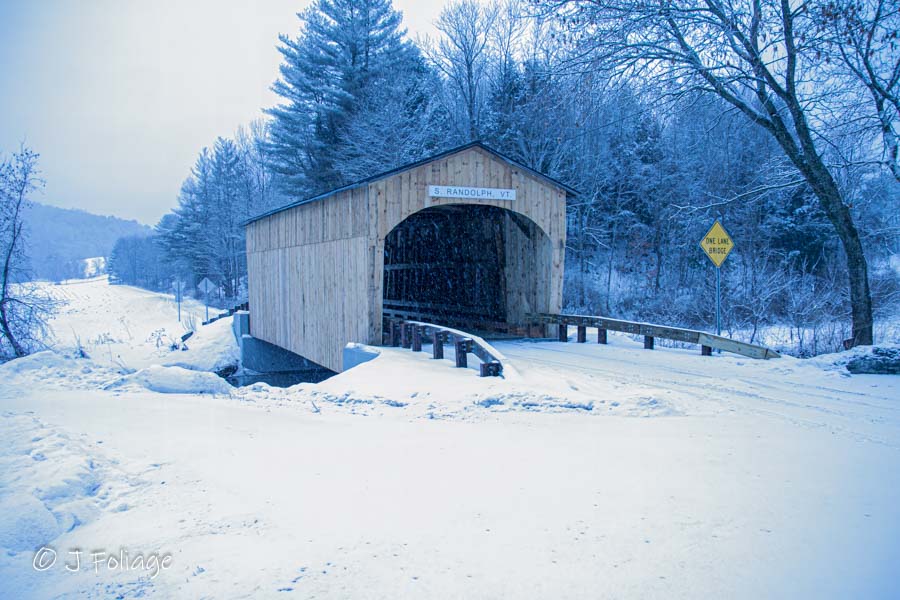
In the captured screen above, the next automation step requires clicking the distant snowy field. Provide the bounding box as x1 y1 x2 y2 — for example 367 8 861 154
1 278 898 599
39 276 238 373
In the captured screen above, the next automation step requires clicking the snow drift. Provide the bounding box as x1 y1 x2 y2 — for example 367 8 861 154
105 365 233 395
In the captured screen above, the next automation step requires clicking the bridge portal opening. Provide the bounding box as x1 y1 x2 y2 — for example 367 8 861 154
382 204 551 335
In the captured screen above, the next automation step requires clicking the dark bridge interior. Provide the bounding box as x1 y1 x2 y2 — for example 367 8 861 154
382 205 510 331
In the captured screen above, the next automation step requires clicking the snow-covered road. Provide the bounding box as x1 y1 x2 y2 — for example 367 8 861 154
496 337 900 448
0 278 898 599
3 381 899 599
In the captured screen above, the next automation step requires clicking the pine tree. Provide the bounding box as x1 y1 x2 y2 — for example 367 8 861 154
157 136 268 302
265 0 410 197
334 51 451 182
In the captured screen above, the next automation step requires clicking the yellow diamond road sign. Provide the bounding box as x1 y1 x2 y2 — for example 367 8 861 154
699 220 734 267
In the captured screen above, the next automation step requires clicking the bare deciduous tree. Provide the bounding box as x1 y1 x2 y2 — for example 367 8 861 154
0 146 54 358
426 0 501 140
819 0 900 182
538 0 876 346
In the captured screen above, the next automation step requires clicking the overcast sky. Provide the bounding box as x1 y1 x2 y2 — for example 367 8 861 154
0 0 448 225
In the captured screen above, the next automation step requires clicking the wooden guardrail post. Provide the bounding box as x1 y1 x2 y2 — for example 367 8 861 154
558 322 568 342
390 320 505 376
576 325 586 343
390 321 401 347
701 345 712 356
480 361 502 377
644 336 654 350
455 338 471 368
597 328 607 344
432 331 444 359
411 326 423 352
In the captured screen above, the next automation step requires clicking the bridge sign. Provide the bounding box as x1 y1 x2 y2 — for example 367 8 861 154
699 220 734 267
197 277 216 295
699 220 734 336
428 185 516 201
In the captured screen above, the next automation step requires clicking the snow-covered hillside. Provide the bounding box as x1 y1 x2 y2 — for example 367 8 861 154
22 202 151 282
1 279 898 599
42 276 238 373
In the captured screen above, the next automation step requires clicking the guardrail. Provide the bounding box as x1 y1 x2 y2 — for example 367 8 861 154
201 301 249 326
530 313 780 360
383 316 504 377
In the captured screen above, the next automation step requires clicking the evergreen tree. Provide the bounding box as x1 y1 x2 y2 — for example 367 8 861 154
265 0 411 196
107 235 166 290
157 139 258 301
334 51 452 182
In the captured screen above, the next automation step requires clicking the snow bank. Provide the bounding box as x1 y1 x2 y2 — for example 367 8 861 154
162 317 239 373
0 350 125 392
806 343 900 373
300 339 694 418
302 343 635 418
0 350 76 376
0 414 106 554
0 495 60 553
106 365 233 395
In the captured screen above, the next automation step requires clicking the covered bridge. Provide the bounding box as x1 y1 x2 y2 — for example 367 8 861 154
244 142 572 373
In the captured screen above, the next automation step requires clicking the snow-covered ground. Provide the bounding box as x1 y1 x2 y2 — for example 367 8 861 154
1 278 899 598
81 257 106 278
41 276 238 372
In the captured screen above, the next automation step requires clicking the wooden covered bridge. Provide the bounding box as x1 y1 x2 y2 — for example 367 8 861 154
244 142 572 373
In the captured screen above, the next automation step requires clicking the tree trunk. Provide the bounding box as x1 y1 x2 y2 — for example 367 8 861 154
0 301 25 357
813 183 874 346
578 207 587 307
0 206 26 357
605 217 618 315
759 90 875 347
755 153 875 346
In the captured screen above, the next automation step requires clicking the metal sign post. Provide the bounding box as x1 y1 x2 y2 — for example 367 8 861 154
172 279 187 323
716 265 721 336
699 220 734 337
197 277 215 322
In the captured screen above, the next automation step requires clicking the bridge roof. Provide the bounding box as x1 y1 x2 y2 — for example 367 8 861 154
243 141 578 226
